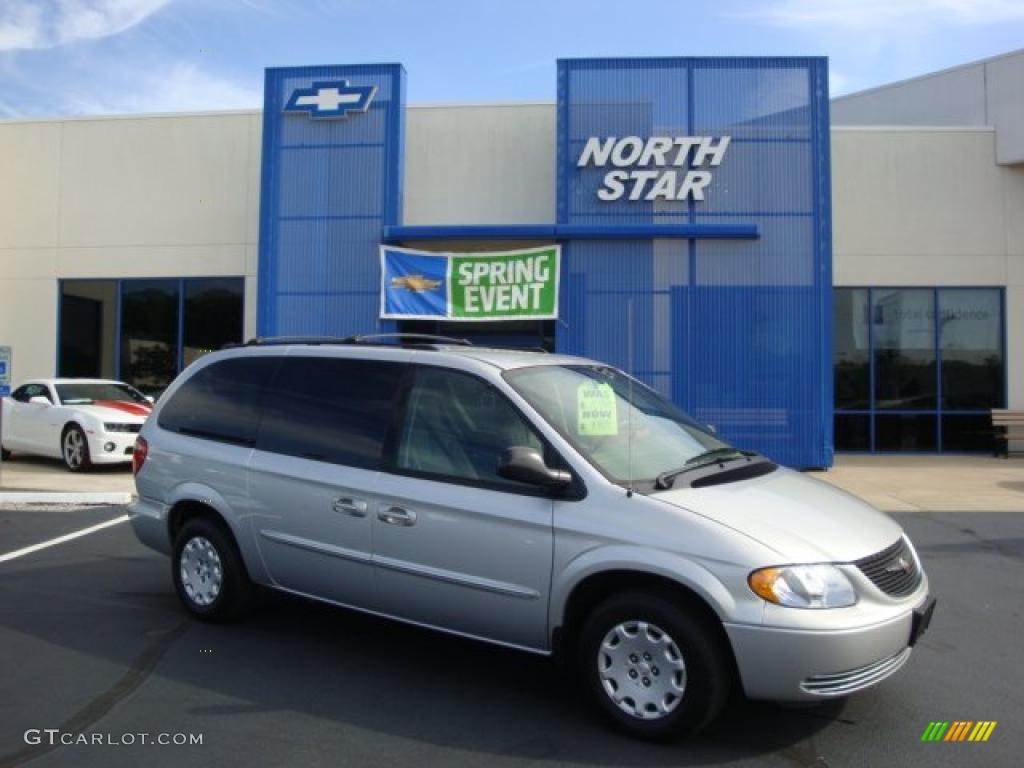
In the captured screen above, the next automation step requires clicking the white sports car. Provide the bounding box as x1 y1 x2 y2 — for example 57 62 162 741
1 379 153 472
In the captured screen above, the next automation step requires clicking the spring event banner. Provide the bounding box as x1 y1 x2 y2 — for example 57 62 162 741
379 245 560 321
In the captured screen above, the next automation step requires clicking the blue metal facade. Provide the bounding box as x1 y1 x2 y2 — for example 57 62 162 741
256 58 833 468
257 64 405 337
557 58 833 468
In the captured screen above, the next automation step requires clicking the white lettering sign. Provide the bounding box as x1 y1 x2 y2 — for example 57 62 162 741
577 135 731 202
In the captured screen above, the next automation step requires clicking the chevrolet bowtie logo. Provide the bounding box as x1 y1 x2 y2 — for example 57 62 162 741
284 80 376 119
391 275 442 293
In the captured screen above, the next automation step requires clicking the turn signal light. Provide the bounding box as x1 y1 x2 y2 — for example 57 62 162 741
132 435 148 475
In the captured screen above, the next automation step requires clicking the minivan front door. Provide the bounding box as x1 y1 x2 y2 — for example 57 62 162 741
249 355 407 610
373 366 554 651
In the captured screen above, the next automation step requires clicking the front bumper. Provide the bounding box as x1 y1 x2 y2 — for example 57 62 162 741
724 594 934 701
85 431 137 464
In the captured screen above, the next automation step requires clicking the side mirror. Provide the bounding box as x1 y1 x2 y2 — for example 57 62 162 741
29 396 50 406
497 446 571 490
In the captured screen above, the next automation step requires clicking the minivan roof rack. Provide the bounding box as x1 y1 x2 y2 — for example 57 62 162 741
241 333 473 348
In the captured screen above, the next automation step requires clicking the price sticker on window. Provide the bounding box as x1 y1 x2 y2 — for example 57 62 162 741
577 381 618 436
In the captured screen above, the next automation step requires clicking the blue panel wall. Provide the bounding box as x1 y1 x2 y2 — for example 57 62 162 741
557 58 833 468
258 64 405 337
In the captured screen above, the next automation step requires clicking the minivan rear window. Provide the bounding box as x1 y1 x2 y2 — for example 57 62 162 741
256 357 404 469
158 357 278 445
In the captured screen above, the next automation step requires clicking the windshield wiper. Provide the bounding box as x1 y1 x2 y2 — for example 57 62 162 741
654 448 752 490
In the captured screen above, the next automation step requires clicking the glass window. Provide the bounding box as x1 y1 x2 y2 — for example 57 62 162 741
59 281 117 379
257 358 404 468
55 382 148 405
834 414 870 451
158 357 278 445
397 367 545 487
184 278 245 367
13 384 52 403
505 364 728 485
875 415 937 452
120 280 180 396
941 415 993 453
833 289 870 410
939 289 1004 409
873 289 936 410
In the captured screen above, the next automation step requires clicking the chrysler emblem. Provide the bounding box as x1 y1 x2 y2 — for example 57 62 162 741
885 556 911 574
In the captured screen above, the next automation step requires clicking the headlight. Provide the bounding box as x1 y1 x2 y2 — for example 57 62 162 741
748 564 857 609
104 423 134 433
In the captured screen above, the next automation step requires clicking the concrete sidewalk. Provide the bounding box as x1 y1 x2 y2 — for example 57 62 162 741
813 454 1024 512
0 454 134 495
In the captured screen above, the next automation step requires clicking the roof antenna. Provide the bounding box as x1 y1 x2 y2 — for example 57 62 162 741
626 298 634 499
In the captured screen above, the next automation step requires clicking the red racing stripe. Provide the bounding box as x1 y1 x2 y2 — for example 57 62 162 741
92 400 152 417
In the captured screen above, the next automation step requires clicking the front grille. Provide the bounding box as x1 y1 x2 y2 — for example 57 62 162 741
801 648 912 696
854 537 922 597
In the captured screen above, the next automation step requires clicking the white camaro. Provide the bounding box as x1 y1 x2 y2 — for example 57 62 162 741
1 379 153 472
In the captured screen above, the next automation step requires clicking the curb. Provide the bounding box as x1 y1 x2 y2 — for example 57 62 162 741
0 492 133 505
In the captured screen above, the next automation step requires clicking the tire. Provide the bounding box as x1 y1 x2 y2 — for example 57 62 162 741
172 517 252 622
1 447 10 461
577 590 731 740
62 425 92 472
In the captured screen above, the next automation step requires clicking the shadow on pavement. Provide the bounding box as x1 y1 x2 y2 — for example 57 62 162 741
0 543 844 767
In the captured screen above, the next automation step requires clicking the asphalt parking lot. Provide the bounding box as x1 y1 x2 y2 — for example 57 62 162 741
0 505 1020 768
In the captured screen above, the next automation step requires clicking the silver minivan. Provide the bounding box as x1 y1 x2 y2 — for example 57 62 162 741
129 335 935 739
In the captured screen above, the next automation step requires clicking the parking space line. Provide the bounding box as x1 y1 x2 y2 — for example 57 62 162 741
0 515 130 564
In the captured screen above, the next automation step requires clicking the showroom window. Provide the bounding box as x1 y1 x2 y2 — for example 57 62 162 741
59 277 244 396
833 288 1005 452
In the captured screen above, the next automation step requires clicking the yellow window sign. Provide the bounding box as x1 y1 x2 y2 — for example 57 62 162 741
577 382 618 436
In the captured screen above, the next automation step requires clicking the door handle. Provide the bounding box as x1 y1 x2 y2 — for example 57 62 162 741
332 497 368 517
378 506 417 526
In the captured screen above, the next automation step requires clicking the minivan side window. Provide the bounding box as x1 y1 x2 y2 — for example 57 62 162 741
395 366 543 489
158 357 278 445
256 357 404 469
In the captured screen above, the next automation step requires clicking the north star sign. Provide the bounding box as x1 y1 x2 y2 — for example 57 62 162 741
577 135 731 202
284 80 376 118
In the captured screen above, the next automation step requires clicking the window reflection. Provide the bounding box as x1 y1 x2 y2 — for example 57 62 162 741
873 289 936 410
184 278 244 367
939 289 1003 409
59 281 117 379
833 289 869 410
120 280 180 396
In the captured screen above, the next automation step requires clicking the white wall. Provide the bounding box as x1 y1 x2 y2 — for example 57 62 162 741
832 127 1024 408
0 111 261 383
404 103 556 225
831 49 1024 165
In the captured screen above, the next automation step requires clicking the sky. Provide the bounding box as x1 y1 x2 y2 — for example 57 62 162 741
0 0 1022 118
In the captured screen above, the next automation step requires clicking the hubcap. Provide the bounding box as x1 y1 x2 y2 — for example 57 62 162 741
179 536 223 607
63 430 84 468
598 620 687 720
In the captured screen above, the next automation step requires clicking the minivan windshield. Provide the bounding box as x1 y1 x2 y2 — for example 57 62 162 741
504 365 735 486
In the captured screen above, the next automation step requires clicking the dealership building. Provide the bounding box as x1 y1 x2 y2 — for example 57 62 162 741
1 50 1021 467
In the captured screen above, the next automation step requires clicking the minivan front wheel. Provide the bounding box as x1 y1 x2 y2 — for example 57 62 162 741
578 591 731 739
172 518 251 621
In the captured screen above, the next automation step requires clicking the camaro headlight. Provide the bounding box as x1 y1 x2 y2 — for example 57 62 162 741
748 564 857 609
104 423 134 433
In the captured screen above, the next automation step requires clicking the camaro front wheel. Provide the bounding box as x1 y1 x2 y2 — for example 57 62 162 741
577 591 732 740
62 425 92 472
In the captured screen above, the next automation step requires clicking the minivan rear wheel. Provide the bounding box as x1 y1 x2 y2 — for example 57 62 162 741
172 518 252 622
577 591 731 739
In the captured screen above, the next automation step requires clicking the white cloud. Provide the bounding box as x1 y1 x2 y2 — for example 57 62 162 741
0 0 173 51
63 61 261 114
741 0 1024 28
